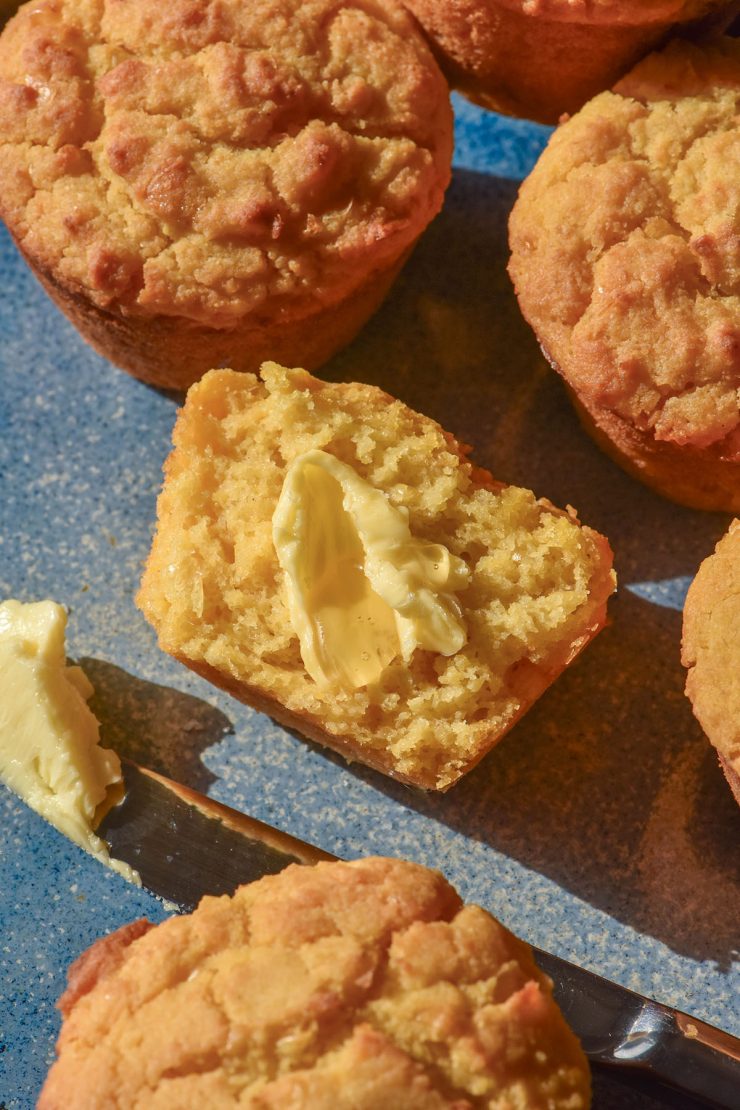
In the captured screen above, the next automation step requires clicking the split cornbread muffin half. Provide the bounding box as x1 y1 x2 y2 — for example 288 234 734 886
0 0 452 389
136 364 615 790
39 857 592 1108
509 38 740 511
682 520 740 807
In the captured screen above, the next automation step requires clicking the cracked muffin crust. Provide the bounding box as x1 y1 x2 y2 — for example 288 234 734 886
682 520 740 806
400 0 739 124
508 38 740 510
0 0 452 389
39 857 592 1108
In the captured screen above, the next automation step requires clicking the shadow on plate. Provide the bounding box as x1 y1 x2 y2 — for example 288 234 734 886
310 166 740 965
82 657 233 794
310 586 740 968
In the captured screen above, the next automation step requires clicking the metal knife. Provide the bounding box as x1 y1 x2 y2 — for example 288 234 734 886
98 761 740 1109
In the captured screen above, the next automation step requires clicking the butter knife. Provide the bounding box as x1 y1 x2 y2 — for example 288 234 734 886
98 761 740 1109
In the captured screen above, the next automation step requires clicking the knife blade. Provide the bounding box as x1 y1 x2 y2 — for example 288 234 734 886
98 760 740 1109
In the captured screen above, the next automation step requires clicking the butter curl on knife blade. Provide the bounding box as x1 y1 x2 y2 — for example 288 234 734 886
96 759 740 1109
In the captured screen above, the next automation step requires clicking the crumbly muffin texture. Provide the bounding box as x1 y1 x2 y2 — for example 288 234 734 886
137 364 614 789
509 38 740 454
682 520 740 795
0 0 451 325
39 857 592 1108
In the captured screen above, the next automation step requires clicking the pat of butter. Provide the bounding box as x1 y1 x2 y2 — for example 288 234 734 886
0 599 137 883
272 450 469 688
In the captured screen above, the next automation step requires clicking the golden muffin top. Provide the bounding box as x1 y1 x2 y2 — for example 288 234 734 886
0 0 451 325
509 38 740 454
40 857 591 1108
683 520 740 777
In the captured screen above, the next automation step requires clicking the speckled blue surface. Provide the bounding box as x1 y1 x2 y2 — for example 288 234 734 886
1 95 739 1109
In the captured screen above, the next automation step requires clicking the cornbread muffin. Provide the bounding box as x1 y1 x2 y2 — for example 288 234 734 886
401 0 739 124
509 38 740 511
39 857 592 1108
682 520 740 806
137 363 615 790
0 0 452 390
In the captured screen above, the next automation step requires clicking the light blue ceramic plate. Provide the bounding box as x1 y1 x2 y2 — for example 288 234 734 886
1 94 738 1108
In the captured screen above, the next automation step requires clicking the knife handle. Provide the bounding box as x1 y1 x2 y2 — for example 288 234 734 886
534 947 740 1108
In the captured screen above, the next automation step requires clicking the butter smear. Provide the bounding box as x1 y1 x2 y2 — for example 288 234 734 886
0 599 137 883
272 450 469 688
